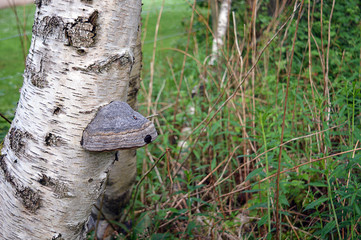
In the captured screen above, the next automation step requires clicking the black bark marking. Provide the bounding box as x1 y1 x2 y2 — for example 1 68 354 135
30 72 48 88
88 11 98 26
79 109 96 114
38 174 51 186
53 107 61 115
9 128 32 154
38 174 71 198
17 187 41 212
76 48 86 55
84 53 133 73
25 59 48 88
1 155 41 212
35 0 51 8
127 75 141 108
81 0 93 3
65 11 98 48
88 178 93 183
53 106 62 115
99 178 106 192
52 234 64 240
34 0 41 7
39 157 48 163
0 155 14 183
33 15 65 43
72 52 134 74
45 133 62 147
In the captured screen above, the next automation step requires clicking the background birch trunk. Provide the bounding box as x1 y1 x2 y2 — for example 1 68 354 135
0 1 142 239
90 26 143 239
209 0 232 65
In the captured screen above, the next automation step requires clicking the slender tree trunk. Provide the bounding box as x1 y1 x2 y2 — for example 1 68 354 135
210 0 232 65
0 1 142 239
90 24 143 239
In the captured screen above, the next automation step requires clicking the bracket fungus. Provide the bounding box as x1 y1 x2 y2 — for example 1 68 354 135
81 101 158 151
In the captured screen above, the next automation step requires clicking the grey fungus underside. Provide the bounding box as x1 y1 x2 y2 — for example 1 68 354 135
81 101 158 151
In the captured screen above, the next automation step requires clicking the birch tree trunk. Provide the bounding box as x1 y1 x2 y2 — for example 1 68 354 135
209 0 232 65
0 0 142 239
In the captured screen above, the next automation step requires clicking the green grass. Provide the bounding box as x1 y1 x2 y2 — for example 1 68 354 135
0 4 34 138
142 0 192 57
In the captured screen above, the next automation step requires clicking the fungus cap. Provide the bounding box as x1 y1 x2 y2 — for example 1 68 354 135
81 101 158 151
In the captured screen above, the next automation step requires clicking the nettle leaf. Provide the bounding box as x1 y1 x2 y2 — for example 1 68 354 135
304 196 328 211
321 220 337 238
151 233 173 240
248 202 267 211
279 193 290 207
258 214 268 227
246 168 265 181
355 203 361 216
211 158 217 170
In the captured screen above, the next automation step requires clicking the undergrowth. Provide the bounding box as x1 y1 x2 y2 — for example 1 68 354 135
125 0 361 239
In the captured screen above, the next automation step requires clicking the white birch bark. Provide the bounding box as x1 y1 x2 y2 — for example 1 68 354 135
209 0 232 65
0 0 142 239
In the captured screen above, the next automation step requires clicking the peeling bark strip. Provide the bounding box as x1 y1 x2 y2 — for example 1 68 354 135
0 155 41 212
66 11 98 48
